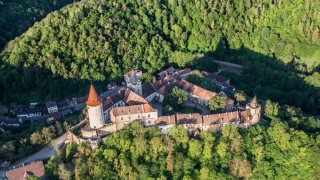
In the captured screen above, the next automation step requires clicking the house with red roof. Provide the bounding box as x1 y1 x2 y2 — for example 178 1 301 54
6 161 46 180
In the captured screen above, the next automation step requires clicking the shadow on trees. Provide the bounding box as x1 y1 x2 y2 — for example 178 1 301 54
0 62 107 104
198 39 320 115
0 38 319 115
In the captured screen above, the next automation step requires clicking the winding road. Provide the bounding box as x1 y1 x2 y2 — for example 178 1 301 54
0 133 68 178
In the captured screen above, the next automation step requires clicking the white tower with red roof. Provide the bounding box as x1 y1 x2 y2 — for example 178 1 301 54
86 84 105 129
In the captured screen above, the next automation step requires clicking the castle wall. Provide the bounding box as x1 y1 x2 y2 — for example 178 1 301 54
158 124 175 134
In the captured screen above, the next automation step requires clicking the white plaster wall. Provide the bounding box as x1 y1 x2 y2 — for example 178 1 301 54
88 105 105 129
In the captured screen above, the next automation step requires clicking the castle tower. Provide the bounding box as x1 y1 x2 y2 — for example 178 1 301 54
124 70 142 96
86 84 105 129
245 95 261 124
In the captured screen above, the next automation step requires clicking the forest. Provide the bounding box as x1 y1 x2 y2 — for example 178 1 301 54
0 0 74 49
0 0 319 114
45 122 320 179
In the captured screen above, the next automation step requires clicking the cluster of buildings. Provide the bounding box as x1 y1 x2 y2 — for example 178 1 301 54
1 96 88 128
68 67 261 148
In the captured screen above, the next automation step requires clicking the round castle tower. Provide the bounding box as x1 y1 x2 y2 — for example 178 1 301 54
86 84 105 129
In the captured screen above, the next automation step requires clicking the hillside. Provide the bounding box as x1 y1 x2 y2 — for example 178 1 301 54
0 0 319 113
50 122 320 179
0 0 74 49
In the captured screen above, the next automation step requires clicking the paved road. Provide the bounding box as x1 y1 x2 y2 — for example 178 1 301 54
0 133 68 177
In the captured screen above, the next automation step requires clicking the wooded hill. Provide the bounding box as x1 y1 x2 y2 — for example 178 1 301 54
49 122 320 179
0 0 74 49
0 0 319 114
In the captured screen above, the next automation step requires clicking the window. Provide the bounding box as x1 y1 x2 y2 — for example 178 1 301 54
148 114 150 117
129 116 131 119
121 117 123 120
138 115 140 118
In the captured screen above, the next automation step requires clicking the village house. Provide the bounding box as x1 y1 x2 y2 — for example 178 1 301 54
46 101 58 114
155 115 176 134
202 71 230 85
73 96 87 105
157 66 176 79
107 82 118 90
0 118 22 127
110 103 158 130
57 100 70 111
47 112 60 123
6 161 46 180
11 105 43 118
176 68 192 78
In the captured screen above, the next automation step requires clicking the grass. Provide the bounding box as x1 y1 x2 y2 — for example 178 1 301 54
180 106 202 114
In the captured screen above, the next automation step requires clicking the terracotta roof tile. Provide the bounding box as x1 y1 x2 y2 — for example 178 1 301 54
176 113 202 124
110 104 156 116
202 114 223 125
6 161 45 180
155 115 176 125
86 84 102 107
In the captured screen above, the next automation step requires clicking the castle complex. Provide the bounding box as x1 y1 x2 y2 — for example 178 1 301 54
68 68 261 148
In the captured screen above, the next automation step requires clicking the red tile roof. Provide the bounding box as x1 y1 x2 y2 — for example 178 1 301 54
176 113 202 124
103 88 147 110
143 103 152 113
155 115 176 125
6 161 45 180
202 114 223 125
86 84 102 107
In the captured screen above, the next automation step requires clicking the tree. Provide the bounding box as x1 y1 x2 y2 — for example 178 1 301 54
26 175 40 180
234 90 247 103
45 156 59 180
59 163 72 180
0 141 15 160
163 87 187 110
172 87 188 105
168 125 189 147
163 105 174 115
188 139 202 159
163 94 179 110
30 132 44 146
229 157 252 180
208 96 227 111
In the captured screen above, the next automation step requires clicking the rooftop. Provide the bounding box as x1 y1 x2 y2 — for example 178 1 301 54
86 84 102 107
202 71 230 83
46 101 57 108
110 104 157 117
142 82 157 98
6 161 45 180
176 113 202 124
155 115 176 126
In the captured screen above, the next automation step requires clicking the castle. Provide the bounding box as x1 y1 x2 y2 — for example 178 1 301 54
68 68 261 148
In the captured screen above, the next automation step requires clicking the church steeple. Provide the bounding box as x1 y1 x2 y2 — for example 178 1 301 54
86 84 102 107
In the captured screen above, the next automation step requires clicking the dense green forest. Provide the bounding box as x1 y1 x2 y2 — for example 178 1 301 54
0 0 319 114
0 0 74 49
46 122 320 179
